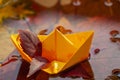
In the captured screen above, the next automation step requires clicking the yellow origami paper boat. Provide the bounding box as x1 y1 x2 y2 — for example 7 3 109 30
11 29 94 74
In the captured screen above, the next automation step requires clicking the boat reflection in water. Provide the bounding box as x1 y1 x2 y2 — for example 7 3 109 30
0 50 94 80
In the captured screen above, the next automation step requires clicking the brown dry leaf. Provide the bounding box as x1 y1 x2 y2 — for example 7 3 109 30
13 4 34 19
38 29 48 35
56 26 72 34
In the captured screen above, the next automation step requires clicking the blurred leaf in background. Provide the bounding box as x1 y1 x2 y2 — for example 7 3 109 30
0 0 34 23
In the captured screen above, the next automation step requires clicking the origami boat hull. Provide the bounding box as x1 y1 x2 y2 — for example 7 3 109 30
11 29 94 74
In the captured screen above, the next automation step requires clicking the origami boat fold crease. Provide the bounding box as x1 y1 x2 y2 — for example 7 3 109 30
11 29 94 74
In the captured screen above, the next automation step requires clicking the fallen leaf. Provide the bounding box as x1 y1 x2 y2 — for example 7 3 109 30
56 25 72 34
18 30 48 77
0 2 34 23
18 29 42 57
94 48 100 54
38 29 48 35
109 30 119 37
0 5 16 23
13 4 34 19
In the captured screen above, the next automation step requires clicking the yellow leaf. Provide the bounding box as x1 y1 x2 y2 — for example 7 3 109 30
0 0 2 4
0 3 34 23
0 5 16 23
13 4 34 19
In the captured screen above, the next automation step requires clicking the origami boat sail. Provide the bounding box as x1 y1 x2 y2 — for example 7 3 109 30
62 32 94 71
41 29 76 62
11 29 94 74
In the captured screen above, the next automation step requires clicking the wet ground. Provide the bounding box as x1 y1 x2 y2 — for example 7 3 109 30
0 10 120 80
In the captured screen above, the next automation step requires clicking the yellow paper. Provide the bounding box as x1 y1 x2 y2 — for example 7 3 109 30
11 29 94 74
